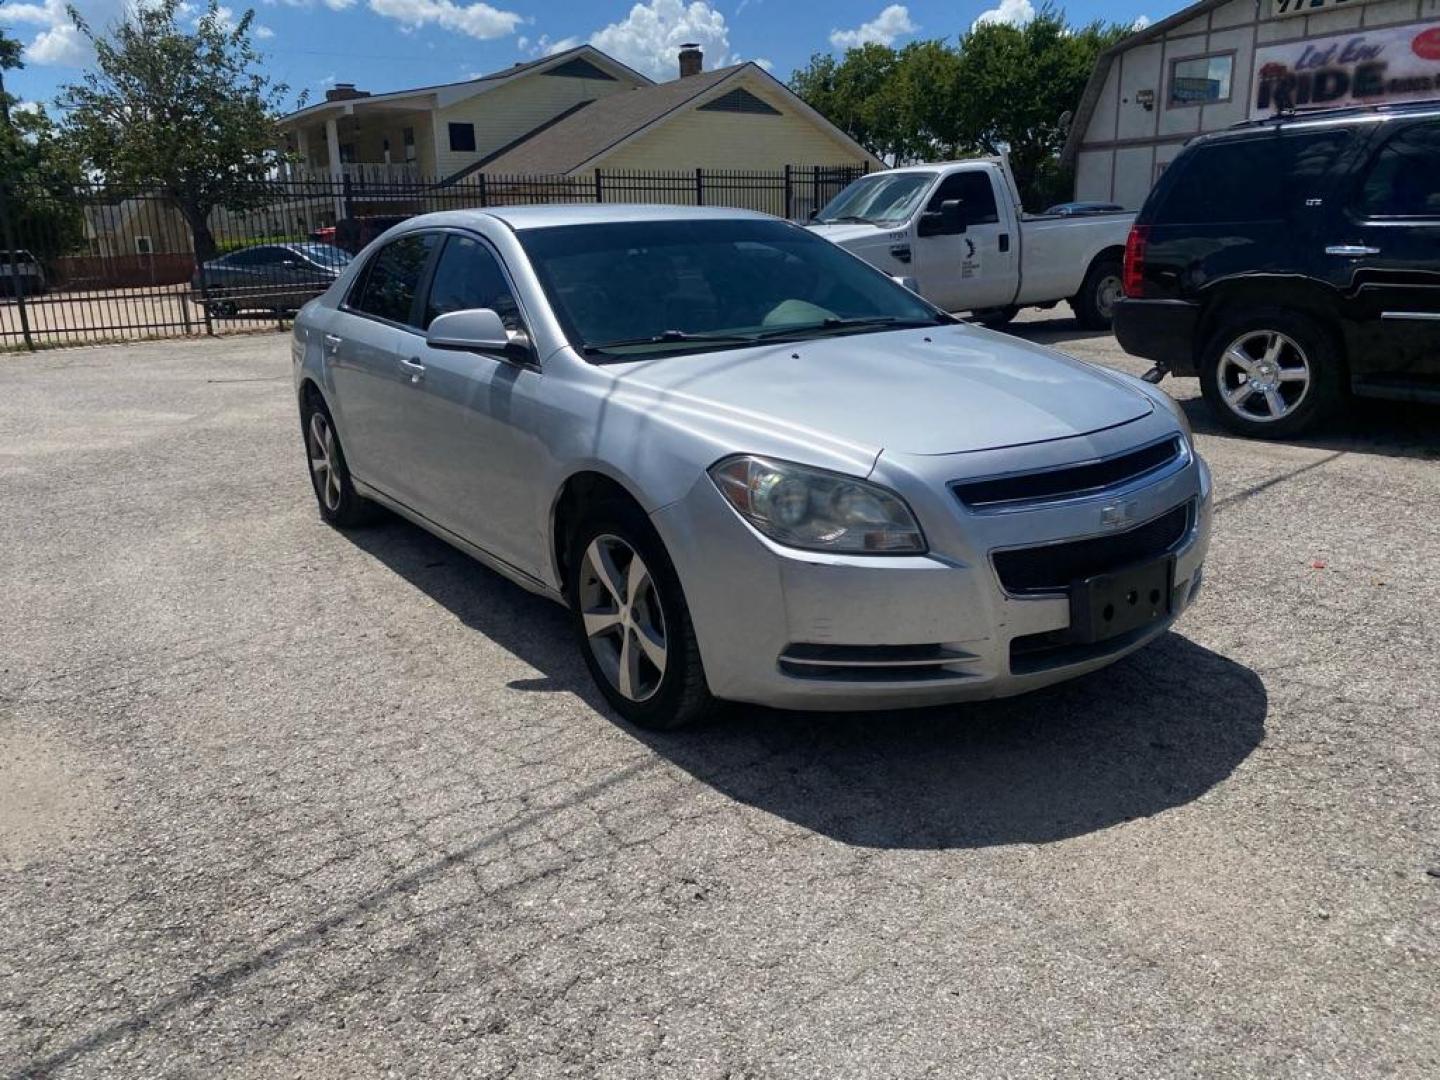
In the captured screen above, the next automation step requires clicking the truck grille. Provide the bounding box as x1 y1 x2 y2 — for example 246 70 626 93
953 437 1184 509
992 501 1191 595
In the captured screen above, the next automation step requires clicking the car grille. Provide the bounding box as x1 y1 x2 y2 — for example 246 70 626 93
953 437 1184 510
992 501 1192 595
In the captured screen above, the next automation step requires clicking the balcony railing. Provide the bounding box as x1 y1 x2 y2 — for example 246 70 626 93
288 162 424 186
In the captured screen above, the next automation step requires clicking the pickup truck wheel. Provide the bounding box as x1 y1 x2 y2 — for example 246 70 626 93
1074 258 1123 330
974 306 1019 329
569 503 716 731
1198 308 1342 438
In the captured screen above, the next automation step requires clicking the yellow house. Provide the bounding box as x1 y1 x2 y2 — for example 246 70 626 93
276 43 881 197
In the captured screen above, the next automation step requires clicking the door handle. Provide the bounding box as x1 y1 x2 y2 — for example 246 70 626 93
323 333 342 352
399 356 426 383
998 233 1010 253
1325 244 1380 256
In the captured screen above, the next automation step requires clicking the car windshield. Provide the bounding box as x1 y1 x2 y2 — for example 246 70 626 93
518 218 947 359
292 242 352 267
813 173 933 225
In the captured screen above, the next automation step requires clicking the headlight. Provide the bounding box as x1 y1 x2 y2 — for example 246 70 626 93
709 455 926 554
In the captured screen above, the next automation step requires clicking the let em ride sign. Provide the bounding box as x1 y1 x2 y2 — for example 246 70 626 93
1252 22 1440 116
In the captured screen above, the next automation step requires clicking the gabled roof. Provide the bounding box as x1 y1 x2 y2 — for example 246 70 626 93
478 63 881 174
278 45 653 125
1060 0 1231 168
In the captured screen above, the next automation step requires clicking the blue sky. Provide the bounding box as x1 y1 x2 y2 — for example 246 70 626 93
1 0 1160 111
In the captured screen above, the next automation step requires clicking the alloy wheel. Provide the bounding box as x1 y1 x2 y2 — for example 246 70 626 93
577 534 668 703
1216 330 1312 423
307 411 343 512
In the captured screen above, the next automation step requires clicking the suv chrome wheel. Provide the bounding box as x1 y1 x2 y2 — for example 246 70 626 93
307 411 343 512
578 535 668 703
1216 330 1312 423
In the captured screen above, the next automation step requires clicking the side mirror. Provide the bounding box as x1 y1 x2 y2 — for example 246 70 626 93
426 308 531 363
891 275 920 293
918 198 967 237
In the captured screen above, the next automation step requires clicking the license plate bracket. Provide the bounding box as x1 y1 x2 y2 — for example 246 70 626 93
1069 557 1174 644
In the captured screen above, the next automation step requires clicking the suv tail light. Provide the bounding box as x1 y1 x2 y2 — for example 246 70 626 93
1123 224 1150 298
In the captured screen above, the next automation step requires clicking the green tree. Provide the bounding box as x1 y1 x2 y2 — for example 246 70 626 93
789 7 1129 206
1 26 86 265
57 0 290 264
952 10 1128 207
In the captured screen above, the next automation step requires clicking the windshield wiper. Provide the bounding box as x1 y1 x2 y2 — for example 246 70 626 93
758 316 944 339
581 329 759 354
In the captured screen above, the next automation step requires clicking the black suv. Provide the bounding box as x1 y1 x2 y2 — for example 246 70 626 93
1114 100 1440 438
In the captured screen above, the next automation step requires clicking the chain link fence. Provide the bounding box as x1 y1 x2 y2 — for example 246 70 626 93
0 164 866 351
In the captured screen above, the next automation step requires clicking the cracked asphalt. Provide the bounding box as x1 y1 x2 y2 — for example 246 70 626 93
1 312 1437 1078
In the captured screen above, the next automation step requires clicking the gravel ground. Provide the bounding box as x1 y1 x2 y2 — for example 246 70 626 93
1 312 1437 1078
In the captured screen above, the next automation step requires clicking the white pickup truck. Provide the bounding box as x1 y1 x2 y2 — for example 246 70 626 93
807 159 1134 329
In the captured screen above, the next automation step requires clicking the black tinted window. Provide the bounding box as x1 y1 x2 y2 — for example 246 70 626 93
1353 123 1440 218
422 235 522 330
1158 138 1283 223
352 234 437 325
928 171 999 225
448 122 476 153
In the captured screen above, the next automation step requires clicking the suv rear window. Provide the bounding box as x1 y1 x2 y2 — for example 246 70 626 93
1155 137 1283 224
1352 123 1440 219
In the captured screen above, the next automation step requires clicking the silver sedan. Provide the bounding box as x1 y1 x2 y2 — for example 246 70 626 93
292 206 1212 729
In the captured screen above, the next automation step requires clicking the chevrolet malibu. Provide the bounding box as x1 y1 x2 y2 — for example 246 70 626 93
292 207 1212 729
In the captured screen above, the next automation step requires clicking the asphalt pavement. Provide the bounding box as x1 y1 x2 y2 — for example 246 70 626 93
1 312 1436 1078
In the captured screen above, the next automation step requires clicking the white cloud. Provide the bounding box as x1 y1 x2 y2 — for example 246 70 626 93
829 4 915 50
1132 15 1152 30
367 0 522 39
972 0 1034 29
24 23 89 65
255 23 275 37
587 0 731 81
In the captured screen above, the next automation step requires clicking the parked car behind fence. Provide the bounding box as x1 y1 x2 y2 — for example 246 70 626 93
192 242 353 317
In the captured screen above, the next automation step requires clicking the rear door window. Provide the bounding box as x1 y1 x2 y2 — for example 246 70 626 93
1157 137 1283 223
350 233 438 326
1351 122 1440 219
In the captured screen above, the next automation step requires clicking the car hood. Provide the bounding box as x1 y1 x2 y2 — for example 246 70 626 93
612 324 1153 457
805 221 910 250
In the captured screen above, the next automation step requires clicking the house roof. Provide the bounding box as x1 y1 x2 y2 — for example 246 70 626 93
477 63 879 175
278 45 653 126
1060 0 1231 168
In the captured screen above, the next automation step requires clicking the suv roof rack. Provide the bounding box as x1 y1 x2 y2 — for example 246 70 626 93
1227 97 1440 130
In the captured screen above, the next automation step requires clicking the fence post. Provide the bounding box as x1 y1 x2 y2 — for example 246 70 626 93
0 182 35 352
695 167 704 206
593 169 603 204
783 164 793 220
478 172 488 208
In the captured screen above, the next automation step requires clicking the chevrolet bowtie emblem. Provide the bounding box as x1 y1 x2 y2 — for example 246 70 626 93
1101 500 1140 528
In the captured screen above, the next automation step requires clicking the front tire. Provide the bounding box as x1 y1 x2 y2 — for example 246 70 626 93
300 394 379 527
1073 257 1123 330
568 503 715 730
1198 307 1342 438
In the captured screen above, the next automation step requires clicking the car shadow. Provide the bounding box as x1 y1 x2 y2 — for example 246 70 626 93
345 518 1266 851
999 311 1115 344
1178 395 1440 462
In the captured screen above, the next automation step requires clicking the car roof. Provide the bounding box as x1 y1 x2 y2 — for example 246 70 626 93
395 204 783 233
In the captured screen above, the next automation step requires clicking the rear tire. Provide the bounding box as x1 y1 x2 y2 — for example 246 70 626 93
300 392 380 527
567 501 716 730
974 305 1019 329
1198 306 1342 439
1073 257 1123 330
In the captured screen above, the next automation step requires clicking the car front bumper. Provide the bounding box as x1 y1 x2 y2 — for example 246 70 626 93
652 449 1212 711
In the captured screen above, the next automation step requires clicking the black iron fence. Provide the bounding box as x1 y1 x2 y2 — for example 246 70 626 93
0 164 867 351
